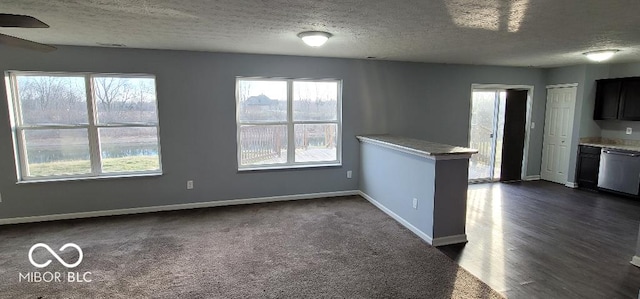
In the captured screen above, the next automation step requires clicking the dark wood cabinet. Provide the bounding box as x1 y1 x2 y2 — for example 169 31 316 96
618 78 640 120
576 145 601 190
594 79 621 120
594 77 640 120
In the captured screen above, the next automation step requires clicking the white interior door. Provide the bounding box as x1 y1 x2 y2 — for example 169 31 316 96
541 86 577 184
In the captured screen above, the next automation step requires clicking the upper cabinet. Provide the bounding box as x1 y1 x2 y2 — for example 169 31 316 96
618 79 640 120
594 79 622 120
594 77 640 120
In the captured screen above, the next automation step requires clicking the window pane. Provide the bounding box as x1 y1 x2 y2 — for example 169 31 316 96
93 76 158 124
239 125 287 166
294 124 338 162
293 81 338 121
16 75 88 125
237 80 287 122
99 127 160 173
23 129 91 177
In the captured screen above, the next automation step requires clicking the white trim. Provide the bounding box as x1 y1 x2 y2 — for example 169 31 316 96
468 84 534 181
631 256 640 268
238 163 341 172
0 190 359 225
432 234 468 246
565 182 578 188
86 75 102 176
472 84 534 90
6 71 162 182
546 83 579 89
358 191 434 245
522 87 535 181
523 175 541 181
16 172 162 184
235 77 343 170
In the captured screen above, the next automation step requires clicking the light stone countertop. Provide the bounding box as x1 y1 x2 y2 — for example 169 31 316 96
579 137 640 152
357 135 478 159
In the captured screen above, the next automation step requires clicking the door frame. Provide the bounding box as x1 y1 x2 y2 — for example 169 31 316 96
469 84 535 181
542 83 578 186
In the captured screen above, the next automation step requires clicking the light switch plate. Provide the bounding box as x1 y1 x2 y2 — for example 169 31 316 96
626 127 632 135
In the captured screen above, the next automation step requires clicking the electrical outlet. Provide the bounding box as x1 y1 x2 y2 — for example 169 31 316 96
626 127 633 135
412 198 418 209
346 170 353 179
531 122 535 129
186 180 194 190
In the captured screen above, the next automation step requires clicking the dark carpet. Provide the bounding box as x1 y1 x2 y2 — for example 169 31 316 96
0 196 502 298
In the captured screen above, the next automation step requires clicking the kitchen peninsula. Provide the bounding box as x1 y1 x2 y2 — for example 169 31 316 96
357 135 477 246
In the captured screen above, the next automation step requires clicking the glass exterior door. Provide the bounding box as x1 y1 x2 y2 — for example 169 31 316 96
469 90 505 181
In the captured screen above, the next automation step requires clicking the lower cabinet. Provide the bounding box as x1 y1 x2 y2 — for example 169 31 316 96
577 145 601 190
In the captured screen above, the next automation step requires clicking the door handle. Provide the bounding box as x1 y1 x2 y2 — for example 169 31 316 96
603 150 640 157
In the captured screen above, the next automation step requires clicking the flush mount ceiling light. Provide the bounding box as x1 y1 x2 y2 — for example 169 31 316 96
298 31 332 47
583 50 620 62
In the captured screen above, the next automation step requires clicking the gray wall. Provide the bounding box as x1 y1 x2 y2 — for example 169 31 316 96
384 63 547 177
359 141 436 238
0 46 547 220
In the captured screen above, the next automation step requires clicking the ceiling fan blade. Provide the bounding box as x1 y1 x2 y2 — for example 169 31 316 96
0 14 49 28
0 33 56 52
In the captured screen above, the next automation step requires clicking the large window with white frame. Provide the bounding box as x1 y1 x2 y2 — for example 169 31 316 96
236 77 341 169
5 71 162 181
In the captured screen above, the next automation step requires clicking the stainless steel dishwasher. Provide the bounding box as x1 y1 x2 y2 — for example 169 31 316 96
597 148 640 195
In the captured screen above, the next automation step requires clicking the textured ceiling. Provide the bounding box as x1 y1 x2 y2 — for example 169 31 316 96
1 0 639 67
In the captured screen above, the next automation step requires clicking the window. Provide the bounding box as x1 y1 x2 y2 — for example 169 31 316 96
236 78 341 169
5 72 162 181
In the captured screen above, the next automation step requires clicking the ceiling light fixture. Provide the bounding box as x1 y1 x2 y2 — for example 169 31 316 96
584 50 619 62
298 31 332 47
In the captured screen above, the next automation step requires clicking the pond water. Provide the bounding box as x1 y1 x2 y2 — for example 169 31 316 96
26 144 159 163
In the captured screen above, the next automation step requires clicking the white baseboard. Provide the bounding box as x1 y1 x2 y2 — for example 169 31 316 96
432 234 468 247
565 182 578 188
358 191 434 245
523 175 541 181
0 190 359 226
632 256 640 268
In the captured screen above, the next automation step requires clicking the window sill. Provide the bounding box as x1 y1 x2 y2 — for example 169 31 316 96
238 163 342 172
16 172 162 184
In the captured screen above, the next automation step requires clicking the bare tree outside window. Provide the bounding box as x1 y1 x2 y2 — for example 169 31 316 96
8 72 161 180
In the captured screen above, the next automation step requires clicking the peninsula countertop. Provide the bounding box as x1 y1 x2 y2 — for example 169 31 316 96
356 135 478 159
579 137 640 152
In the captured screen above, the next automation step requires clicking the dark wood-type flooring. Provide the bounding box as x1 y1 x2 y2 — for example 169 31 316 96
439 181 640 298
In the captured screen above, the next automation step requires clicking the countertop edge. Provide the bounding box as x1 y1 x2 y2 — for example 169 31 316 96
579 142 640 152
357 135 476 160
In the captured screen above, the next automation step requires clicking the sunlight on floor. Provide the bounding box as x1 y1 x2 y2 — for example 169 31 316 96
467 185 507 292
